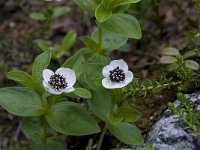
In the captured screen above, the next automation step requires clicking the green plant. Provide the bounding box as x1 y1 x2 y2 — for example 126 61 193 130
169 92 200 135
30 6 71 30
34 30 77 61
1 0 145 149
1 0 200 150
160 47 199 71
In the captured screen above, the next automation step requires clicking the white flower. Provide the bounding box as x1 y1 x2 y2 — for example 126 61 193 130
102 59 133 89
42 67 76 95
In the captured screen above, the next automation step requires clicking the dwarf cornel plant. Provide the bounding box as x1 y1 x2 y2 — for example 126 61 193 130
0 0 199 150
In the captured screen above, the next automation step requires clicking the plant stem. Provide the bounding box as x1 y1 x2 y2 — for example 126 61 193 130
42 117 48 143
145 81 182 91
96 122 108 150
135 81 182 93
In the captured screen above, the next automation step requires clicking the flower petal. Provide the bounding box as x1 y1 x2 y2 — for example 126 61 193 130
55 67 76 87
43 69 54 82
60 87 75 93
55 67 69 76
65 70 76 87
43 81 62 95
102 72 133 89
110 59 128 73
102 78 124 89
102 78 114 89
102 65 113 78
124 71 134 85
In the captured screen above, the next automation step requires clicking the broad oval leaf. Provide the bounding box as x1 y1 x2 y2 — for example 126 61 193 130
52 6 71 19
160 56 176 64
161 47 180 56
95 4 112 22
6 70 43 95
108 122 144 145
185 60 199 70
46 101 100 136
116 106 141 122
111 0 141 8
73 0 97 15
183 50 196 59
21 117 44 139
34 39 52 52
30 12 46 21
55 31 77 58
73 88 92 98
99 13 141 39
32 51 51 82
32 137 66 150
89 91 113 121
92 28 128 51
0 87 44 116
83 36 99 52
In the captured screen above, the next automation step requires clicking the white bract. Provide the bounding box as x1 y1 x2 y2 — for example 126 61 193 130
43 67 76 95
102 59 133 89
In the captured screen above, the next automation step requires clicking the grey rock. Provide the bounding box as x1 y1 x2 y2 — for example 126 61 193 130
128 92 200 150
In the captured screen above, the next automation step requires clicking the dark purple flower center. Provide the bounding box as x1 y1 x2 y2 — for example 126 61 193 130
48 74 67 90
109 67 125 83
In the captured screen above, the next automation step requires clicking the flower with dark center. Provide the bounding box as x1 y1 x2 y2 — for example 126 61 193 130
109 67 125 83
43 67 76 95
48 74 68 90
102 59 133 89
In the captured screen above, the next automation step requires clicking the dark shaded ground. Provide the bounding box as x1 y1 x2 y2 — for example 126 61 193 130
0 0 200 149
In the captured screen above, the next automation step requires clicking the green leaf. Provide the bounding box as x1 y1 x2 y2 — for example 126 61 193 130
21 117 44 139
52 6 71 19
95 3 112 22
74 0 97 15
62 49 87 68
116 106 141 122
118 43 131 52
30 12 46 21
32 51 51 82
111 0 141 8
56 31 76 58
0 87 44 116
160 56 176 64
161 47 180 56
94 0 102 4
87 53 109 65
185 60 199 70
108 123 144 145
34 40 52 52
46 101 100 136
32 137 66 150
108 111 123 123
92 28 128 51
140 145 154 150
73 88 92 98
83 36 99 52
99 13 141 39
81 62 104 90
183 50 196 59
6 70 43 95
62 49 86 78
89 91 113 121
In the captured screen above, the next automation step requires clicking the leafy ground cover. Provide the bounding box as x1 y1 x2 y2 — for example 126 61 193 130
0 0 200 149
